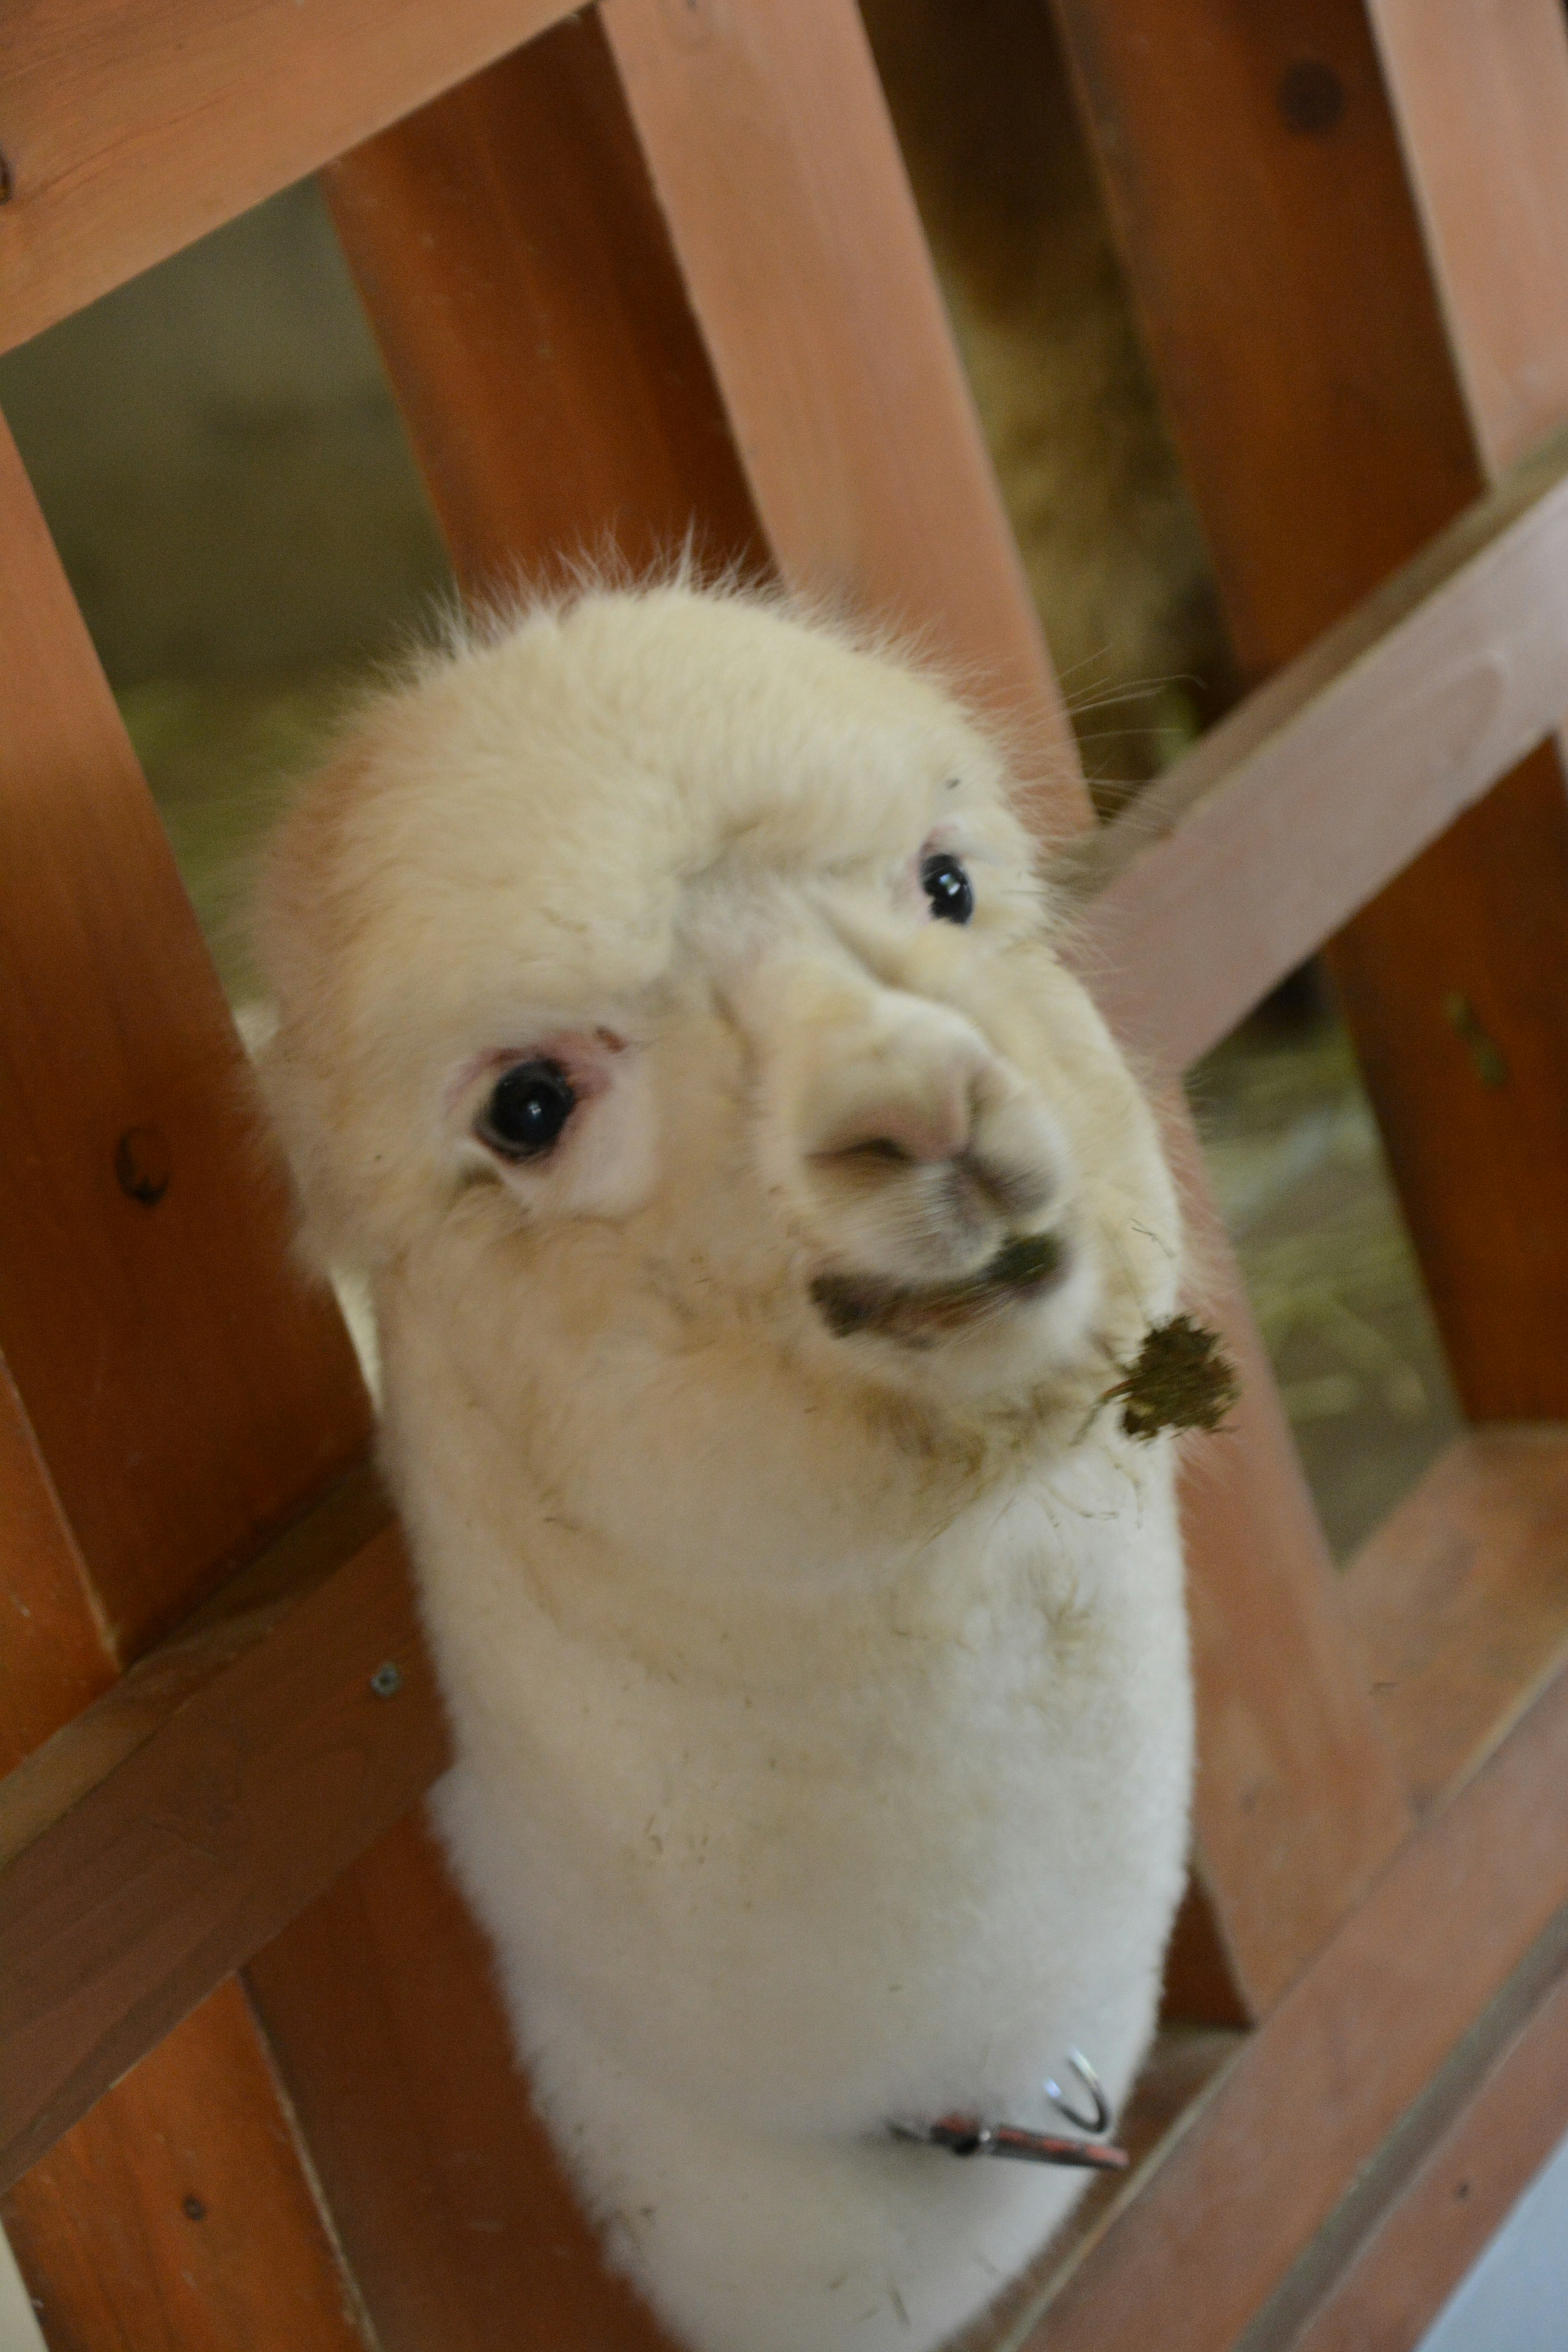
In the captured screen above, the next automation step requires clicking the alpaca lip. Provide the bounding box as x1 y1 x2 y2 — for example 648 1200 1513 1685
810 1229 1068 1343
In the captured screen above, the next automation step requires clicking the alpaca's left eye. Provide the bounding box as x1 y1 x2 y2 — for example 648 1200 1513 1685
921 852 974 924
477 1059 577 1160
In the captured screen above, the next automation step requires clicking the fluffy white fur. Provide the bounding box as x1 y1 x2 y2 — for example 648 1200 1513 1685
257 585 1192 2352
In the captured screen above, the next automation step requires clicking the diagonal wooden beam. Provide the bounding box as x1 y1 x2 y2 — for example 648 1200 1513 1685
0 0 579 356
0 1465 443 2194
1014 1659 1568 2352
1063 421 1568 1080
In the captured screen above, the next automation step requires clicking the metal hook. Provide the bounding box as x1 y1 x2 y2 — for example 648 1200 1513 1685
1044 2049 1112 2137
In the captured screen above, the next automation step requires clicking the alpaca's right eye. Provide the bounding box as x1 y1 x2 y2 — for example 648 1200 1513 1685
477 1060 578 1160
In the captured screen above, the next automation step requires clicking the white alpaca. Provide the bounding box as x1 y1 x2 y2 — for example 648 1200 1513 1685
257 586 1192 2352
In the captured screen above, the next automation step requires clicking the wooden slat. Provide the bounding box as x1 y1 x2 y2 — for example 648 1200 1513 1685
1064 423 1568 1079
6 1978 371 2352
1165 1127 1409 2015
324 11 767 600
0 1471 438 2194
601 0 1408 2017
601 0 1079 794
1343 1426 1568 1819
0 0 578 357
1013 1662 1568 2352
1053 0 1568 1424
0 399 377 2325
1287 1938 1568 2352
247 1815 678 2352
1368 0 1568 479
0 414 370 1655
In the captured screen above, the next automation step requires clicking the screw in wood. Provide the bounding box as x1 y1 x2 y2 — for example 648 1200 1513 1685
370 1661 404 1698
1276 58 1346 137
114 1125 172 1206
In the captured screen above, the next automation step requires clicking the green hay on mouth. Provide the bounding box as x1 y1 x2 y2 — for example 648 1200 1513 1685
1104 1314 1240 1441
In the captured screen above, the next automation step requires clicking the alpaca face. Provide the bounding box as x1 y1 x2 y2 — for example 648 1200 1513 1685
261 586 1176 1416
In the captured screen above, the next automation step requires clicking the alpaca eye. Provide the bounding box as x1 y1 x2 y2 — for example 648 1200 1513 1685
921 852 974 924
477 1060 577 1160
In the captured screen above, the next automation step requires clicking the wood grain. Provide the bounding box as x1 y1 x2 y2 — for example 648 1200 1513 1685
0 414 371 1658
1368 0 1568 478
247 1811 680 2352
0 0 579 356
0 407 380 2322
0 1360 115 1777
601 0 1408 2012
1013 1662 1568 2352
1053 0 1568 1423
1343 1425 1568 1818
5 1978 370 2352
0 1472 441 2192
1287 1929 1568 2352
603 0 1080 803
325 11 766 604
1062 423 1568 1079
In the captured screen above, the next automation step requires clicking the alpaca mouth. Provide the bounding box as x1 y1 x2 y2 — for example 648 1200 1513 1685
809 1230 1069 1345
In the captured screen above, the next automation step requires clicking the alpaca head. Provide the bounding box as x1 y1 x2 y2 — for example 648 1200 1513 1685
258 585 1178 1425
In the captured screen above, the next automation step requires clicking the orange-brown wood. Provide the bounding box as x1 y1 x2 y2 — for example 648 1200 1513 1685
1291 1938 1568 2352
325 12 767 602
602 0 1079 797
5 1979 369 2352
0 0 578 356
247 1812 679 2352
0 1474 444 2192
0 352 372 2339
1162 1114 1410 2015
1343 1425 1568 1817
1064 421 1568 1077
607 0 1413 2014
0 414 370 1657
1369 0 1568 478
0 1361 114 1775
1013 1661 1568 2352
1053 0 1568 1422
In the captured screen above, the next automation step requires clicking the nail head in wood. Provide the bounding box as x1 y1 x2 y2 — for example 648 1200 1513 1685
114 1125 171 1206
1277 58 1345 138
370 1661 404 1698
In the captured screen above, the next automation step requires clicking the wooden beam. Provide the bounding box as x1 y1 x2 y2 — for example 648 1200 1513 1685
5 1977 375 2352
0 1466 440 2194
0 415 370 1655
1367 0 1568 479
1013 1660 1568 2352
601 0 1079 794
1287 1927 1568 2352
1064 422 1568 1078
1052 0 1568 1425
1343 1425 1568 1819
323 11 767 602
0 0 578 356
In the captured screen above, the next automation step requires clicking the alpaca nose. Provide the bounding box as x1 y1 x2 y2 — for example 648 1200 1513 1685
825 1077 976 1169
804 1022 988 1170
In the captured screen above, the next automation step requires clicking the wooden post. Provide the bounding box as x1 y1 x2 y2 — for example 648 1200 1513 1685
1051 0 1568 1421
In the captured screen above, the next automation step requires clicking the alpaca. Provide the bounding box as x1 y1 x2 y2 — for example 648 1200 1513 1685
257 584 1193 2352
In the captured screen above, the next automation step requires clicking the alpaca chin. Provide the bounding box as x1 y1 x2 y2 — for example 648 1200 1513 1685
257 582 1193 2352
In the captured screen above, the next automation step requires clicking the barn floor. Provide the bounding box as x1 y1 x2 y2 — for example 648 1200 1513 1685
120 669 1464 1568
